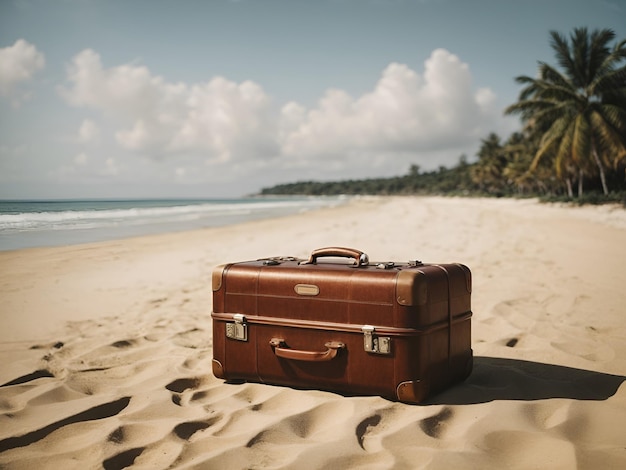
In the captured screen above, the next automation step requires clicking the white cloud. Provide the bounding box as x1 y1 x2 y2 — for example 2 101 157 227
280 49 499 172
0 39 45 96
60 49 164 115
60 50 279 162
59 47 501 182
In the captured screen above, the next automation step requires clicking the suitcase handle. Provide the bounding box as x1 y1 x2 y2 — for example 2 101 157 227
303 247 369 267
269 338 345 362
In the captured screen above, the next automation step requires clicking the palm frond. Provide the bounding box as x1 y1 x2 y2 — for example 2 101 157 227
591 65 626 95
530 116 572 171
614 38 626 59
514 75 536 85
595 103 626 132
538 62 580 94
571 114 591 165
589 28 616 75
554 123 576 176
589 107 626 167
550 30 577 81
533 102 575 126
589 29 616 71
505 98 553 115
531 134 560 172
572 28 591 87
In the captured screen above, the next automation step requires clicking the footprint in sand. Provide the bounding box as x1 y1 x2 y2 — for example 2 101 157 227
0 396 131 453
103 446 144 470
165 375 225 407
419 406 454 439
227 393 353 454
355 414 382 450
29 341 65 351
173 417 222 440
165 377 204 394
0 369 58 413
1 369 54 387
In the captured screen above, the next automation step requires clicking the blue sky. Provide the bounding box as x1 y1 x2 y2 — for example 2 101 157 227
1 0 624 199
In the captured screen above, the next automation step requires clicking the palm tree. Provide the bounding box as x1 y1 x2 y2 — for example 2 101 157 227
506 28 626 196
470 133 510 194
500 132 534 195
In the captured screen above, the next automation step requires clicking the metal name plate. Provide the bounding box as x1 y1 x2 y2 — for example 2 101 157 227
226 314 248 341
362 325 391 355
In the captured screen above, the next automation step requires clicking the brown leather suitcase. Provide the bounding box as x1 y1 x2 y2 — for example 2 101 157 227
211 247 473 403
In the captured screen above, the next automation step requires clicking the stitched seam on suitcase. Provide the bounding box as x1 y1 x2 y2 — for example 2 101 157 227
211 312 471 335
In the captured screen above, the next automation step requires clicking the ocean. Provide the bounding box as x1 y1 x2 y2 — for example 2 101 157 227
0 197 347 251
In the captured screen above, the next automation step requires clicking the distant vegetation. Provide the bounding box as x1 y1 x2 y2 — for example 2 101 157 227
262 28 626 205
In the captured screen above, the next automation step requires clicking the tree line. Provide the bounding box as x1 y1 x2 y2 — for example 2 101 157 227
261 28 626 205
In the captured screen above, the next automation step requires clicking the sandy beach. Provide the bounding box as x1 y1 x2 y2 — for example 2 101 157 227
1 196 625 469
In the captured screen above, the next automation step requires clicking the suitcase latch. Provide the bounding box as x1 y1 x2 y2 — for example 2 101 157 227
226 314 248 341
362 325 391 355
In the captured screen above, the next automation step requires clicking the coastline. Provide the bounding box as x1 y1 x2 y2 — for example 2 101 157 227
0 196 347 252
1 195 625 468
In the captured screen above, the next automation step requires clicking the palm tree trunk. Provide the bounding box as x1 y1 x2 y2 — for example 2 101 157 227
578 169 584 197
566 178 573 198
591 146 609 195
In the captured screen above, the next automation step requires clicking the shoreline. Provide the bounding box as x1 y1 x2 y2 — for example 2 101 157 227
0 195 349 252
3 194 625 254
1 195 625 468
